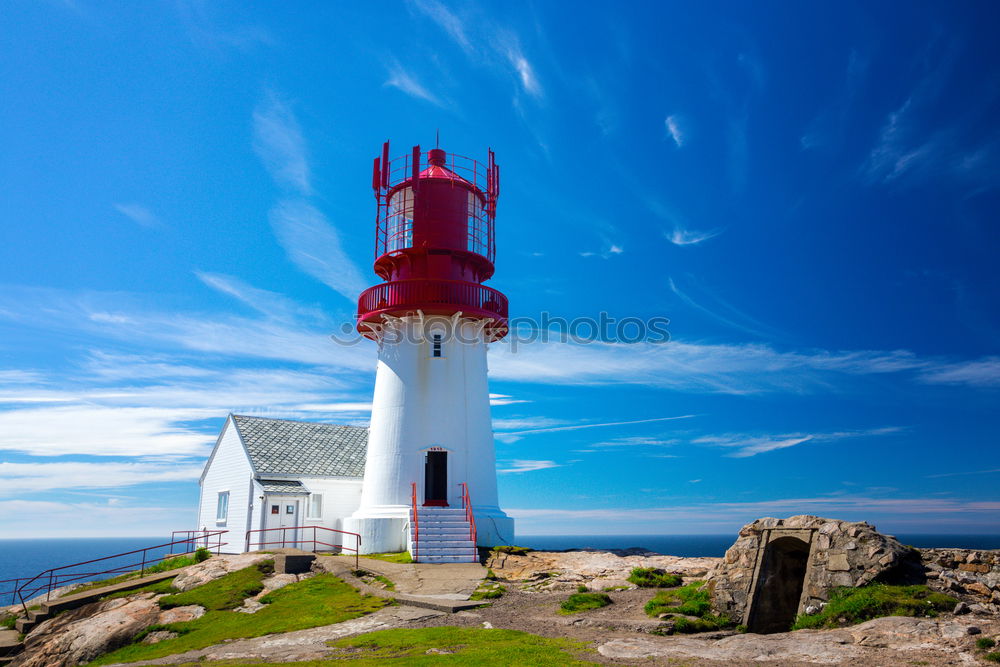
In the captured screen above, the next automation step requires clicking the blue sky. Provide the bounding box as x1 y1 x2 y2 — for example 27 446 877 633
2 1 999 538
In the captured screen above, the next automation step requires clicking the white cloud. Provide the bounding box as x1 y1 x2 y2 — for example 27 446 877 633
268 200 367 301
693 427 902 458
113 203 160 228
918 357 1000 387
498 415 697 438
384 64 443 106
252 92 312 195
665 115 684 147
411 0 471 53
0 499 192 538
489 393 528 406
0 461 203 495
498 459 561 474
666 226 722 246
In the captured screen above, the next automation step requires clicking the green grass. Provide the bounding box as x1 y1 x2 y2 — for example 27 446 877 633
977 637 997 650
0 614 16 629
559 592 612 614
351 569 395 591
158 561 274 611
644 581 712 618
469 583 506 600
492 545 532 555
628 567 683 589
985 652 1000 664
359 551 413 564
644 581 735 634
87 570 386 665
791 584 956 630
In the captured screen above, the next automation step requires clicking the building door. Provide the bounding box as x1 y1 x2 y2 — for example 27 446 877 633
265 497 300 548
747 536 811 633
424 451 448 506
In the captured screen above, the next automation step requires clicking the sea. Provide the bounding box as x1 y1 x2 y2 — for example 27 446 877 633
3 534 999 606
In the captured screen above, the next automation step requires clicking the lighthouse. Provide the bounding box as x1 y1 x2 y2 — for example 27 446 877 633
343 142 515 561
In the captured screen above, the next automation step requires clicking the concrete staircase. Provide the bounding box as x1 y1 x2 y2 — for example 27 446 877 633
409 507 478 563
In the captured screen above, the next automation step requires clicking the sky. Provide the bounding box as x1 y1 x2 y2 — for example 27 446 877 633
1 1 999 539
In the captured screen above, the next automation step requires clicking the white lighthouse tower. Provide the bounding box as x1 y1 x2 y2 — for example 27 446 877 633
344 142 514 561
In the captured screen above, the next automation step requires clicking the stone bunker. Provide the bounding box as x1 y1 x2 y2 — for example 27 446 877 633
709 515 920 633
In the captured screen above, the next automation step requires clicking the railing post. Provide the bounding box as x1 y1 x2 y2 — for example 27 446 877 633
47 571 53 601
140 550 146 578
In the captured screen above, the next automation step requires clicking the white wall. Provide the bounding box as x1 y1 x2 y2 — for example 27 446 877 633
198 417 254 553
346 314 514 551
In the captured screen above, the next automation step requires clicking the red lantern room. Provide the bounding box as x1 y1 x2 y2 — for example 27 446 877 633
357 142 508 340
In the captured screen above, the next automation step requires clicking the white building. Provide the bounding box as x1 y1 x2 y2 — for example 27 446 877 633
197 414 367 554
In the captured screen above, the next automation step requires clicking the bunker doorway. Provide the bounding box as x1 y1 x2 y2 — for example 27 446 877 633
747 536 810 634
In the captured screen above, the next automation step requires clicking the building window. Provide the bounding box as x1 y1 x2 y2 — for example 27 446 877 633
216 491 230 522
431 333 443 358
308 494 323 519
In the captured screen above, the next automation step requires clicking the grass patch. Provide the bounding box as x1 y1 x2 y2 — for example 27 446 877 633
628 567 682 588
986 653 1000 664
351 569 395 591
359 552 413 564
559 592 612 614
88 571 386 665
644 581 734 634
978 637 998 650
158 561 274 611
791 584 956 630
493 545 532 556
644 581 712 618
469 583 506 601
326 625 597 665
602 585 629 592
0 614 16 629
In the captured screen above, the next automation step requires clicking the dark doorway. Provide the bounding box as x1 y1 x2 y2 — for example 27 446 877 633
747 536 810 634
424 451 448 506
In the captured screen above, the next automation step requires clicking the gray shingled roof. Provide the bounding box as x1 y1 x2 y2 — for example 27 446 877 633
232 415 367 478
260 479 307 494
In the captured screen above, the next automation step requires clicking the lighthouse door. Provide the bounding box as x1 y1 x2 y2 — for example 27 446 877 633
424 451 448 506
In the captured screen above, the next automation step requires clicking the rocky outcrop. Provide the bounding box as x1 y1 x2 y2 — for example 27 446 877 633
486 549 720 590
597 614 999 664
922 548 1000 611
709 515 919 626
170 553 271 591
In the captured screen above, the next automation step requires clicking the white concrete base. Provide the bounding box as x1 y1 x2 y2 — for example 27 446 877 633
474 511 515 547
344 514 409 554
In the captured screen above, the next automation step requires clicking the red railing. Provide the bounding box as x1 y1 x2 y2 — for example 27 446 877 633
15 530 228 612
460 482 479 563
411 482 420 563
358 279 508 328
1 577 31 607
170 529 216 553
244 526 360 568
372 144 499 264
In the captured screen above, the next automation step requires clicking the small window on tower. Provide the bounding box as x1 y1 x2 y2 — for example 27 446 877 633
431 333 443 358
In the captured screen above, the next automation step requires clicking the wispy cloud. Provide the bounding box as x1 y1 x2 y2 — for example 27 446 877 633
0 499 191 538
384 63 443 106
665 115 684 147
926 467 1000 479
917 357 1000 387
668 276 776 338
268 200 367 301
665 226 721 246
498 415 697 438
498 459 561 474
411 0 471 53
0 461 203 495
693 427 902 458
114 203 160 228
252 92 312 195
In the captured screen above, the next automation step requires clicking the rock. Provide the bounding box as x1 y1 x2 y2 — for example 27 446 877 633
157 604 205 624
426 647 454 654
486 549 720 588
827 553 851 571
481 621 493 629
954 601 970 614
172 554 271 591
967 626 982 635
17 597 161 667
140 630 178 644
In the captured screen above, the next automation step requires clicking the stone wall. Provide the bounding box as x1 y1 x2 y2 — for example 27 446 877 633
922 548 1000 612
709 515 917 628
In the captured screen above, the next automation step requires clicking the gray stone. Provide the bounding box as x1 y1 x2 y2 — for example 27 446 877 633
954 601 970 615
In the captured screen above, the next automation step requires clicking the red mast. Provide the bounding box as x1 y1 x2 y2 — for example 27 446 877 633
357 142 508 340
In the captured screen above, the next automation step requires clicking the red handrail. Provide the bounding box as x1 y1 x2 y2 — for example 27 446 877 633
460 482 478 563
244 526 361 568
411 482 420 563
15 530 228 613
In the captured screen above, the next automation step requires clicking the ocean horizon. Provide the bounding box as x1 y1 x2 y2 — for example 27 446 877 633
3 533 999 603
